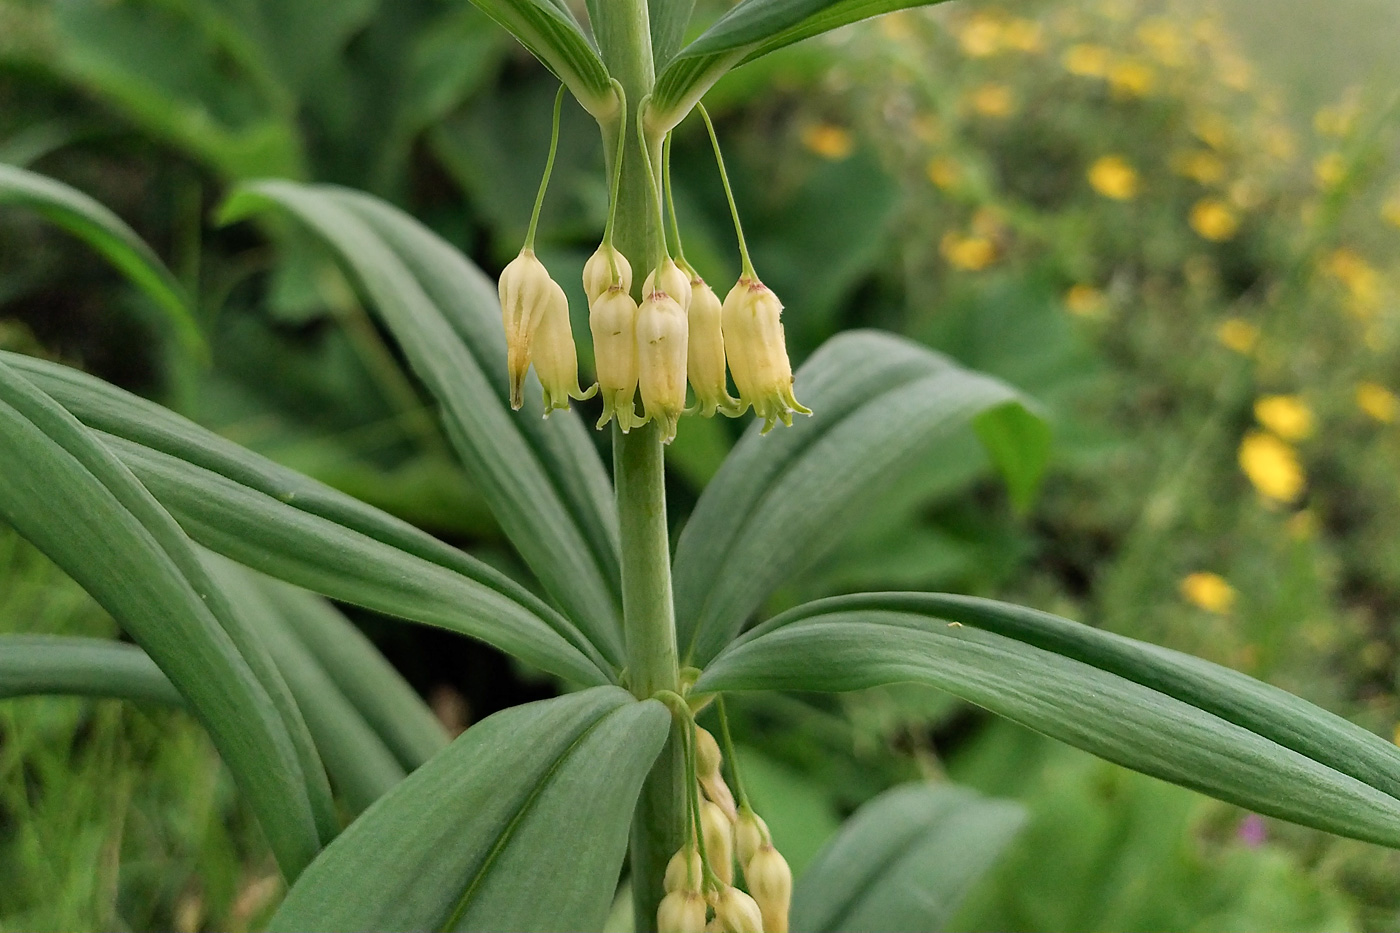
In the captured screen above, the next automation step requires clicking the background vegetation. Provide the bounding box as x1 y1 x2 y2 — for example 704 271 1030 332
3 0 1400 929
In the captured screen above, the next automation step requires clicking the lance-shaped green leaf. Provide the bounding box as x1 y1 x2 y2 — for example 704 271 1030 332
270 686 670 932
0 362 324 877
0 350 611 685
468 0 617 118
696 593 1400 849
673 330 1048 666
0 635 181 706
204 555 408 815
256 578 448 772
0 162 204 358
220 181 624 665
327 187 620 600
649 1 951 129
792 783 1025 933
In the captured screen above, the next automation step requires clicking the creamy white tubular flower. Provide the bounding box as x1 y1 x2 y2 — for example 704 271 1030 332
708 886 762 933
643 257 694 311
686 277 740 418
589 286 641 431
700 797 735 886
744 845 792 933
720 277 811 433
636 290 689 443
658 890 708 933
498 248 558 409
583 243 633 304
531 283 595 414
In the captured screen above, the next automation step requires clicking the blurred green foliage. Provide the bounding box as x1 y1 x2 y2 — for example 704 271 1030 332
5 0 1400 928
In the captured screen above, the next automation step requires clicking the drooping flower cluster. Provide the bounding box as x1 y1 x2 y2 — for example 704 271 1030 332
657 725 792 933
498 96 808 443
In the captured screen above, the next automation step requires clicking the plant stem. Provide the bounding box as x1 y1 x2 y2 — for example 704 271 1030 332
523 86 565 251
592 3 685 929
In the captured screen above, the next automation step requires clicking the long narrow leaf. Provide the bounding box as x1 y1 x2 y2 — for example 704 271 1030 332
696 593 1400 849
220 182 625 665
650 1 949 126
0 362 323 877
0 635 181 706
673 330 1048 666
0 351 613 685
792 783 1024 933
0 163 204 358
468 0 617 117
270 687 670 932
204 555 408 815
256 578 448 771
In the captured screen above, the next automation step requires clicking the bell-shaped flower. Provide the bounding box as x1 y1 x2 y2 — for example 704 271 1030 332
657 889 707 933
531 291 595 414
686 277 740 417
636 289 689 443
589 285 640 431
743 845 792 933
721 277 811 433
643 257 693 311
708 886 762 933
583 243 632 304
498 249 559 410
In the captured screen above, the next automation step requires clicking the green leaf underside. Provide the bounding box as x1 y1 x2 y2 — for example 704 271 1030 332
696 593 1400 849
652 1 950 118
468 0 613 107
792 783 1025 933
205 556 408 815
0 635 182 706
0 163 204 358
0 360 324 877
270 687 670 932
255 577 448 771
673 330 1046 667
220 181 625 666
0 351 612 686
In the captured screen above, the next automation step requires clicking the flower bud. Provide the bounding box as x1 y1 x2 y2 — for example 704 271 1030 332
695 726 736 820
531 285 595 413
721 277 811 433
701 797 734 885
589 286 640 431
687 278 740 417
498 249 558 409
643 258 694 310
708 886 762 933
658 890 708 933
744 845 792 933
583 243 632 303
636 290 689 443
734 807 770 869
664 844 703 894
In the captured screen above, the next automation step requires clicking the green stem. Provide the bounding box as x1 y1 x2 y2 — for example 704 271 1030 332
637 102 670 273
602 81 628 250
714 696 750 809
698 103 756 279
523 85 565 251
592 4 685 928
662 133 688 266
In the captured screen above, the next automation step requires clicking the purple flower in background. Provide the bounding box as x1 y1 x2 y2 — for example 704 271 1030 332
1238 813 1267 847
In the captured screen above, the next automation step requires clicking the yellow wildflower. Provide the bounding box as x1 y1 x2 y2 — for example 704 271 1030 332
957 13 1003 57
801 123 853 160
1217 318 1259 354
1239 431 1305 503
1357 382 1398 423
1190 199 1240 241
1180 572 1236 614
1323 248 1381 315
1063 43 1112 78
1314 152 1346 189
1382 193 1400 228
1109 60 1156 98
1136 18 1185 67
940 232 997 271
1314 99 1361 138
926 155 961 190
1254 395 1314 441
1191 113 1231 150
1064 284 1106 317
1229 179 1264 211
1218 55 1252 91
1088 155 1139 200
969 83 1016 118
1002 19 1043 52
1171 150 1227 185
